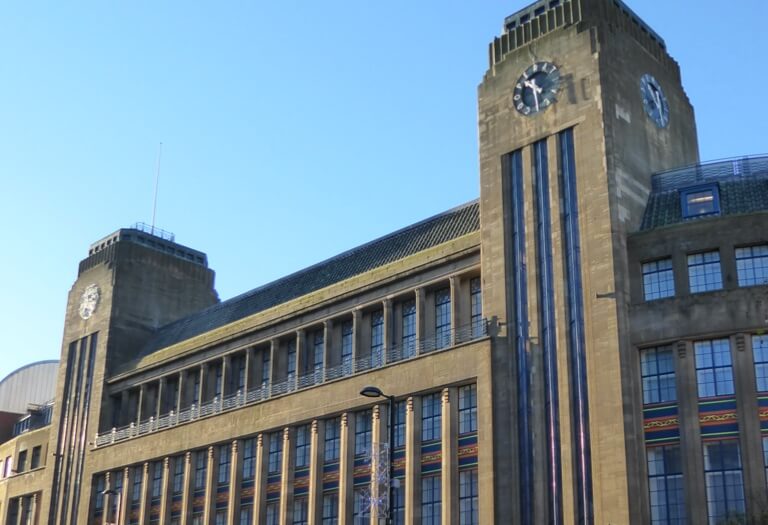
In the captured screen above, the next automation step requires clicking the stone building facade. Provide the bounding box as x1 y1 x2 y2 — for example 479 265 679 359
2 0 768 524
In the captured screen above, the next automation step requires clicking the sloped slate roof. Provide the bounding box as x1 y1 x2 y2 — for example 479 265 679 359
142 200 480 354
640 179 768 231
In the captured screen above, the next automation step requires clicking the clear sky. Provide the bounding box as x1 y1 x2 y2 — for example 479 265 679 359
0 0 765 384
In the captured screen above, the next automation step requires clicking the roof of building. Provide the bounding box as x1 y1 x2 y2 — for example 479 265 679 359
141 200 481 354
0 360 59 414
640 156 768 231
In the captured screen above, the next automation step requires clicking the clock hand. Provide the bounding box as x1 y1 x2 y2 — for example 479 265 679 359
524 79 541 111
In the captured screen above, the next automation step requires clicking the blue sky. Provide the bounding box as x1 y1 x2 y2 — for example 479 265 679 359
0 0 765 384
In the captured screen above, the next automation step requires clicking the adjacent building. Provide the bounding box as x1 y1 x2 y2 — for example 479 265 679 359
2 0 767 523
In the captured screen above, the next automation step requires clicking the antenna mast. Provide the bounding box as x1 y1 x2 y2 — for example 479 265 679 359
151 142 163 235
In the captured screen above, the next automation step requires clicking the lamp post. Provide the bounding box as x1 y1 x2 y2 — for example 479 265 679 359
101 488 121 525
360 385 396 525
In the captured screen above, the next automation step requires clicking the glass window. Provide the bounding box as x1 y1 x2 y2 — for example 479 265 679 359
322 493 338 525
681 185 719 218
394 401 406 449
371 310 384 367
112 470 123 516
688 251 722 293
192 371 201 405
268 432 283 474
261 349 271 385
295 425 310 469
151 460 163 499
459 384 478 434
647 445 685 525
312 331 324 371
754 335 768 392
736 245 768 287
173 455 184 494
242 438 256 481
422 475 442 525
695 339 734 398
401 299 417 359
194 450 207 491
355 410 372 457
325 417 341 462
214 363 223 398
218 444 231 485
470 277 484 337
235 355 246 392
266 502 279 525
94 474 106 511
641 347 676 405
341 321 353 374
643 258 675 300
16 450 26 473
287 340 297 379
459 469 479 525
352 488 368 522
132 465 143 502
392 482 405 525
763 437 768 489
422 393 442 442
215 510 227 525
293 497 308 525
435 288 452 349
239 506 253 525
30 446 41 469
703 440 745 524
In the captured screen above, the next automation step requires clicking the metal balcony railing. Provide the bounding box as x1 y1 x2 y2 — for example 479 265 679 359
94 319 490 447
651 155 768 192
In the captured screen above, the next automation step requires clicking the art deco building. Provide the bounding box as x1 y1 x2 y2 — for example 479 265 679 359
2 0 768 524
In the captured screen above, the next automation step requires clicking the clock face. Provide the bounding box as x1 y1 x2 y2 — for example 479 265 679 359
513 61 561 116
79 284 100 320
640 73 669 128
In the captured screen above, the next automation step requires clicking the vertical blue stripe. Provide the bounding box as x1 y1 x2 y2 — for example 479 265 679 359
509 150 532 525
559 128 593 525
533 138 563 525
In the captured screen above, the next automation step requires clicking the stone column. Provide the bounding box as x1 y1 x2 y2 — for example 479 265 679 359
441 387 458 523
370 404 387 524
279 428 294 525
244 348 253 394
222 355 231 399
383 298 393 365
176 371 185 414
159 457 172 525
137 384 146 425
269 341 278 393
120 467 131 525
156 378 166 419
449 276 459 346
180 452 193 525
339 413 355 525
296 330 306 388
405 396 421 525
228 439 242 525
352 309 362 371
253 434 267 525
414 289 425 355
308 419 325 525
203 446 216 524
139 462 151 525
323 320 333 382
198 364 208 406
30 494 39 525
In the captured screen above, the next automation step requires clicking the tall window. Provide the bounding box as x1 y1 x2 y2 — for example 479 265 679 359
753 335 768 392
641 347 676 404
262 350 271 385
268 433 283 474
322 493 338 525
173 456 185 494
325 417 341 461
736 245 768 286
459 384 478 434
392 484 405 525
470 277 483 337
287 340 297 379
194 450 207 491
352 488 368 522
94 474 105 512
402 299 416 358
394 401 406 448
218 444 231 485
293 497 308 525
435 288 451 349
132 465 143 502
695 339 734 398
295 425 310 469
214 363 223 398
703 440 745 524
192 371 201 405
422 475 442 525
422 393 442 442
235 355 246 392
151 461 163 499
459 469 479 525
312 330 324 371
647 445 685 525
239 506 253 525
643 258 675 300
355 410 372 457
16 450 27 473
763 437 768 490
371 310 384 367
215 510 227 525
341 320 353 374
266 502 279 525
688 251 722 293
242 438 256 481
112 470 123 517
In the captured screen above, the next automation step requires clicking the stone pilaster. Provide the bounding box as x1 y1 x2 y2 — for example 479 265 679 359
308 420 325 525
405 396 421 525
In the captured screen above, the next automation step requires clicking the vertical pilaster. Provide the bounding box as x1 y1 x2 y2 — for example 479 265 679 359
339 413 355 525
442 387 458 524
160 457 171 525
180 453 192 525
323 320 333 381
415 289 425 355
279 428 294 525
222 355 231 398
405 396 421 525
198 364 208 405
120 467 131 525
383 298 393 365
156 377 166 418
229 440 242 525
449 276 459 346
139 462 151 525
176 372 184 414
370 404 386 524
308 419 325 525
203 446 216 524
352 309 362 369
137 384 146 425
253 434 266 525
244 348 253 393
296 331 306 387
269 341 278 390
31 494 39 525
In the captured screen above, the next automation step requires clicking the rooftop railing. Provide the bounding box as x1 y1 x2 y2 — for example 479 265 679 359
130 222 176 242
94 319 491 448
651 155 768 192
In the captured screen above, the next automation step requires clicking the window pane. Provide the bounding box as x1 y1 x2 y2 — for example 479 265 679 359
643 258 675 300
688 251 722 293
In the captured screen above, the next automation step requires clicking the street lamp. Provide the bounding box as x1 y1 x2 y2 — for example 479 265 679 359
360 385 396 525
101 488 121 525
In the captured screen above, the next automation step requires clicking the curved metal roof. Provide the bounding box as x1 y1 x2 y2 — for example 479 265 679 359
0 360 59 414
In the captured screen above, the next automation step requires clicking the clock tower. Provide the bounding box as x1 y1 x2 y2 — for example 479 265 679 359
478 0 698 523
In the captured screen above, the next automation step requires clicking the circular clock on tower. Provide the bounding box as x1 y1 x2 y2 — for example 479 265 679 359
640 73 669 128
513 61 561 116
